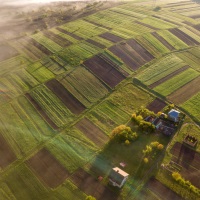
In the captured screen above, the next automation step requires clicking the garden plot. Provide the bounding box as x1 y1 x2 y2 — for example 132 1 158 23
86 39 106 49
27 148 70 188
137 54 186 86
58 66 109 107
99 32 123 43
46 79 86 115
0 133 16 169
84 54 126 88
0 44 19 62
154 68 199 96
168 76 200 105
70 168 118 200
147 178 183 200
147 98 167 113
75 118 108 147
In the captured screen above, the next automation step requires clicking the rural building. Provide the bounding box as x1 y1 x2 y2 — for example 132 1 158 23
168 109 180 122
108 167 129 188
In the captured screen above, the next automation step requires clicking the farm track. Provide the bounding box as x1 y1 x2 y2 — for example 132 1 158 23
152 15 182 26
45 79 86 115
151 32 176 51
25 93 58 130
26 148 70 188
168 76 200 105
149 65 190 89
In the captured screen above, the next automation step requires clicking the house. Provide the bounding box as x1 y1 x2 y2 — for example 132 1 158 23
168 109 180 122
108 167 129 188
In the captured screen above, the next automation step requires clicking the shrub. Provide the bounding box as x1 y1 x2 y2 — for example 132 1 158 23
157 144 164 150
143 157 149 163
125 140 130 145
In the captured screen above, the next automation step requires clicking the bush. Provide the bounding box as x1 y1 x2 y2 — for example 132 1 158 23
157 144 164 150
86 196 96 200
143 157 149 163
125 140 130 145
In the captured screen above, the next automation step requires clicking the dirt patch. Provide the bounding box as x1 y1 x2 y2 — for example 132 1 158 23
151 32 176 51
135 21 159 30
45 79 86 114
99 32 123 43
149 65 190 89
75 118 108 147
25 93 58 130
169 28 196 46
43 31 72 47
0 133 16 169
84 54 127 88
86 39 106 49
147 98 167 113
168 76 200 104
27 148 69 188
147 178 182 200
0 44 19 62
126 39 154 62
56 27 83 40
70 168 119 200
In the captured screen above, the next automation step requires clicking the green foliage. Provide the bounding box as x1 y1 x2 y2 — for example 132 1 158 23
111 125 138 142
153 6 161 11
143 157 149 163
86 195 96 200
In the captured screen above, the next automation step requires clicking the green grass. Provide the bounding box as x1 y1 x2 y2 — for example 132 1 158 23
30 85 75 127
58 66 109 107
154 68 199 96
137 54 186 85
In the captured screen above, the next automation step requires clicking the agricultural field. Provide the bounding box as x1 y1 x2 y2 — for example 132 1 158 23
1 0 200 199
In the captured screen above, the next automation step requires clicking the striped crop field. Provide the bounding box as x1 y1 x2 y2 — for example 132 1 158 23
29 85 75 128
154 68 199 96
58 66 109 107
137 54 187 86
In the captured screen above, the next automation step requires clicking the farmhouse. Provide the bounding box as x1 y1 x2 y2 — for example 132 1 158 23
108 167 129 188
168 109 180 122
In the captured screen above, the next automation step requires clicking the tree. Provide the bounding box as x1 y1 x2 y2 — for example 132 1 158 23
86 196 96 200
143 157 149 163
157 144 164 150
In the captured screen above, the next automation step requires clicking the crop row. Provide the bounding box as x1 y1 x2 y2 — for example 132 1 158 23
154 68 199 96
58 66 109 107
30 85 74 127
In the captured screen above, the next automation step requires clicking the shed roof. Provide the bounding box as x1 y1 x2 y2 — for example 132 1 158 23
168 109 180 118
109 167 129 185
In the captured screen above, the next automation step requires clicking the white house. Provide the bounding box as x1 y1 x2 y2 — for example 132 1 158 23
168 109 180 122
108 167 129 188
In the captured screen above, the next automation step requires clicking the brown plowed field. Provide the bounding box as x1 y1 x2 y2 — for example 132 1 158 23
151 32 176 51
147 98 167 113
27 148 69 188
43 31 72 47
84 55 126 88
0 44 19 62
119 43 146 66
45 79 86 114
25 93 58 130
127 39 154 62
109 45 140 70
190 14 200 19
149 65 189 89
29 38 52 55
86 39 106 49
99 32 123 43
170 142 200 188
147 178 183 200
169 28 195 46
75 118 108 147
135 21 159 30
0 133 16 169
168 76 200 104
56 27 83 40
193 24 200 31
70 168 119 200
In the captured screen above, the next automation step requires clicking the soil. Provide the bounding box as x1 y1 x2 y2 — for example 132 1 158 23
70 168 119 200
151 32 176 51
126 39 154 62
83 54 126 88
45 79 86 115
168 76 200 104
147 98 167 113
56 27 83 40
147 178 183 200
25 93 58 130
169 28 196 46
27 148 69 188
99 32 123 43
86 39 106 49
0 133 16 169
43 30 72 47
75 118 109 147
149 65 190 89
